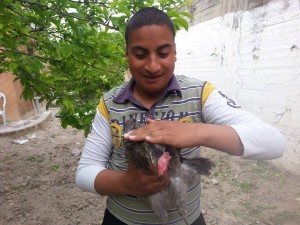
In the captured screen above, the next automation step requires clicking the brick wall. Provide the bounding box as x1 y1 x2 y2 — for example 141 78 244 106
0 72 35 123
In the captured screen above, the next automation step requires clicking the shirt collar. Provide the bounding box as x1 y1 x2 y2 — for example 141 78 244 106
113 75 182 104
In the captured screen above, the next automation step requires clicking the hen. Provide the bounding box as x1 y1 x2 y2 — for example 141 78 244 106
123 119 214 225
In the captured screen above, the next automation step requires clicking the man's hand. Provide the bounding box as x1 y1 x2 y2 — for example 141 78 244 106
123 160 170 196
123 118 197 148
123 118 244 156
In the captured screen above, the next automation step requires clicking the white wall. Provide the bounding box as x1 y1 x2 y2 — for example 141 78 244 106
175 0 300 173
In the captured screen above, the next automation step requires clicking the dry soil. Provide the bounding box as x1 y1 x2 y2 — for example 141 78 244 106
0 111 299 225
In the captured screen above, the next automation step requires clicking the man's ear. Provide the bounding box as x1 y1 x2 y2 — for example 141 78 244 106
125 47 129 60
174 44 177 62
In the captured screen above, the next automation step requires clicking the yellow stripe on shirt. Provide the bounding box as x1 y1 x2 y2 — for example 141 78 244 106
201 82 216 107
97 97 109 122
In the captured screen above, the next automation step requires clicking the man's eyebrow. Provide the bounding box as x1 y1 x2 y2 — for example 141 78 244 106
131 46 148 52
131 44 173 51
157 44 173 50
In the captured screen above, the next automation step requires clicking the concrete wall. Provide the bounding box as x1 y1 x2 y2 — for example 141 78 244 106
188 0 275 25
175 0 300 173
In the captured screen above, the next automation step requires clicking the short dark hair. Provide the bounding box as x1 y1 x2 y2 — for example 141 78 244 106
125 7 175 44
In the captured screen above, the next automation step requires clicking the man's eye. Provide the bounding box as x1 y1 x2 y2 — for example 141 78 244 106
135 54 146 59
159 52 169 58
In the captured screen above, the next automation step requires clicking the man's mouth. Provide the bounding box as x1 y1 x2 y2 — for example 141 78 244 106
143 75 162 82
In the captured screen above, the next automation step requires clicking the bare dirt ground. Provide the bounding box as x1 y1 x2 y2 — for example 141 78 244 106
0 110 299 225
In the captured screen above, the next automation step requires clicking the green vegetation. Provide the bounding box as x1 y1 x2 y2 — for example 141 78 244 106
0 0 192 135
51 163 60 171
25 155 44 162
251 161 286 186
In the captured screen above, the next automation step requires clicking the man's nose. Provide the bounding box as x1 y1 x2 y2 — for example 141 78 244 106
145 55 161 74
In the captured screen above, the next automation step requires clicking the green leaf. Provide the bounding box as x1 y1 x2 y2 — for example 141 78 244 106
173 17 189 31
29 59 44 72
22 87 34 100
56 45 73 59
8 62 18 72
62 98 74 114
110 0 119 9
180 11 194 19
0 0 13 7
166 10 179 18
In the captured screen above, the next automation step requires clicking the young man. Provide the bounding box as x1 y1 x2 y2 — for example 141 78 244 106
76 7 286 225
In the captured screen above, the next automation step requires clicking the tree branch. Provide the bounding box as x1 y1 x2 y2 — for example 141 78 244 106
17 67 58 94
69 0 109 7
18 0 49 10
7 6 26 18
58 11 119 30
0 48 62 63
16 0 119 31
80 59 120 74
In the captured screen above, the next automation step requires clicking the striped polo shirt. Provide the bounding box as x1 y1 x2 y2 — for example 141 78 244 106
97 75 215 225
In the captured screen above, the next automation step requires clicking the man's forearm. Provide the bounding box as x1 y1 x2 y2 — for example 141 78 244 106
195 123 244 156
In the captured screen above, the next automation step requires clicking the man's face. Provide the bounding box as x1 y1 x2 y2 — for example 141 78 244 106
126 25 176 97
